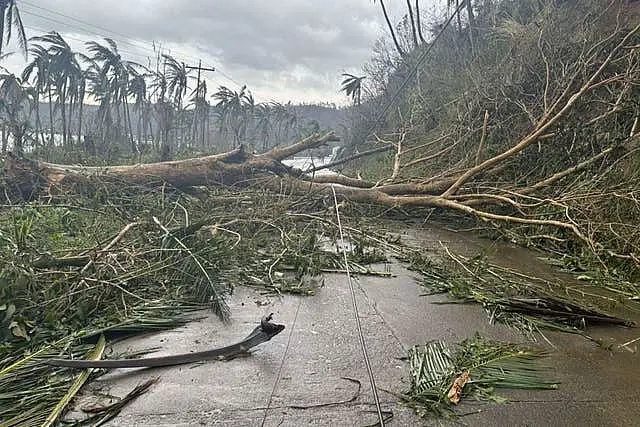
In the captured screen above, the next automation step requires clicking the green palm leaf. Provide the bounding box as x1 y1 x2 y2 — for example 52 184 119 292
404 333 558 419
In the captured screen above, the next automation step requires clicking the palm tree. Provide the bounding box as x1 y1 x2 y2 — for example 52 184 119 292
29 32 83 148
253 102 273 151
73 69 86 150
188 79 209 149
282 102 298 140
340 73 366 106
128 66 149 155
149 67 173 159
86 38 140 154
0 72 36 155
163 54 191 149
0 0 26 58
21 45 50 149
373 0 405 57
163 54 190 107
85 61 113 152
212 85 254 149
268 101 287 143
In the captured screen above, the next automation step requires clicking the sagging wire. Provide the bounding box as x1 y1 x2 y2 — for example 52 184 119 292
260 298 302 427
330 184 386 426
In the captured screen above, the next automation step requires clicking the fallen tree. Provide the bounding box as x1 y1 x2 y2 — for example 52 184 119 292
3 126 638 271
2 13 639 274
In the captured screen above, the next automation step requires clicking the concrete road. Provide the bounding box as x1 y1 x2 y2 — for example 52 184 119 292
70 226 640 426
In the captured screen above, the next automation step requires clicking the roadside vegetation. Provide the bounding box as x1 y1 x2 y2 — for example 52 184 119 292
341 0 640 418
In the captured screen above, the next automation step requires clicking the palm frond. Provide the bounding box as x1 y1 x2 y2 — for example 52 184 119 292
404 334 558 419
41 336 106 427
9 2 26 59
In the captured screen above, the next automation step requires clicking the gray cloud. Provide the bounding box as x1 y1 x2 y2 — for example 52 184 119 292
7 0 412 103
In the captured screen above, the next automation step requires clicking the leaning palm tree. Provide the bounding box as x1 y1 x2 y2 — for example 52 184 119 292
340 73 366 106
0 0 27 58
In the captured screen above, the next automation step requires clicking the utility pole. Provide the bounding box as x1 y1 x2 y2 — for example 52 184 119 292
185 61 215 149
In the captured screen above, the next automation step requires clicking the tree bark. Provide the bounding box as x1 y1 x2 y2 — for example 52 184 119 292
2 132 338 198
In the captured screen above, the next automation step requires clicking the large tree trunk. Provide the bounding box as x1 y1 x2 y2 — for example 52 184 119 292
2 132 339 197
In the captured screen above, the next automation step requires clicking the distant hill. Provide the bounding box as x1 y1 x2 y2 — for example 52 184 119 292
31 102 346 135
293 103 345 131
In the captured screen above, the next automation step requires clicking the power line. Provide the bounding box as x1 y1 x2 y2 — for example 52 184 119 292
18 2 265 99
20 9 170 60
19 25 236 91
330 184 386 426
20 1 204 64
23 25 153 64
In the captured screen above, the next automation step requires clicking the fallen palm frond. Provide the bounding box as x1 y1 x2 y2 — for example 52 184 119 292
0 316 191 427
403 333 558 419
402 245 636 338
78 377 160 426
41 336 106 427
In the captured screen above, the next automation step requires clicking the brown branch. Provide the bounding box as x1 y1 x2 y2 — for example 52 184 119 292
81 222 140 274
441 22 640 197
401 132 453 155
475 110 489 165
526 145 620 192
308 174 374 188
403 143 458 169
264 131 339 161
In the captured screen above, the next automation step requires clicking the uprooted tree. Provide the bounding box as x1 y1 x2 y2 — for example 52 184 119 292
2 3 640 276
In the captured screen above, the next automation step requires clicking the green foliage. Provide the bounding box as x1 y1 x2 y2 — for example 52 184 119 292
0 182 400 423
404 333 557 419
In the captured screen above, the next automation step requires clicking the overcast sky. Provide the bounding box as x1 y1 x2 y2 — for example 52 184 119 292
0 0 434 105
